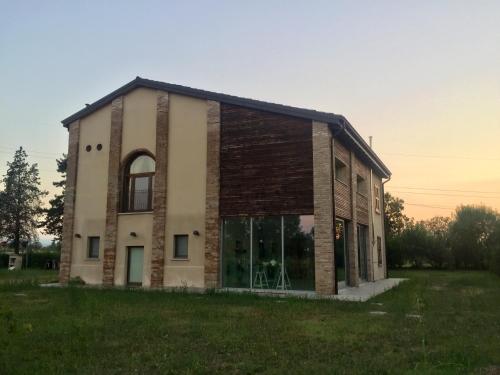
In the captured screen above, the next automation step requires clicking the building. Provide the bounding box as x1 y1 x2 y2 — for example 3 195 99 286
59 77 391 295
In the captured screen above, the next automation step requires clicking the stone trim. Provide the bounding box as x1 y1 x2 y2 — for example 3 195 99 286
347 151 360 287
312 121 335 295
59 121 80 284
102 97 124 286
204 100 221 288
151 91 169 287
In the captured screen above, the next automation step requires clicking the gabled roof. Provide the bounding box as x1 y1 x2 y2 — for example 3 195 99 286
61 77 390 177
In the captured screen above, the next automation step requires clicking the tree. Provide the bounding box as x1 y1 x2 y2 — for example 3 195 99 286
0 147 47 253
384 192 412 238
41 155 67 242
423 216 452 268
487 221 500 276
449 205 497 269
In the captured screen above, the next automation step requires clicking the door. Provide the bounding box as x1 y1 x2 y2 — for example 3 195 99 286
357 225 368 281
127 247 144 285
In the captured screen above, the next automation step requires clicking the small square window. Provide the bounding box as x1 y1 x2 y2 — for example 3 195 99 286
335 158 348 183
174 235 188 259
88 237 100 259
374 184 381 214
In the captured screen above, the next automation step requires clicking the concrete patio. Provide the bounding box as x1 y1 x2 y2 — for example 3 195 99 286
333 278 407 302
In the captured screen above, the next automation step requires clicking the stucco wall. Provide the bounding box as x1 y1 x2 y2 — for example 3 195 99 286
113 87 157 286
71 104 111 284
121 88 157 158
164 94 207 288
371 173 386 280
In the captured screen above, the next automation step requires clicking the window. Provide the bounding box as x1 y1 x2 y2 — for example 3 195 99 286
88 237 100 259
221 215 315 291
174 235 188 259
123 154 155 212
374 184 381 214
357 175 367 195
377 236 382 266
335 158 348 184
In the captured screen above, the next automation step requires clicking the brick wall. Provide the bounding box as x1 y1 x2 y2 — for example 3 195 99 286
312 121 335 295
59 121 80 284
150 91 169 287
102 97 124 286
204 100 221 289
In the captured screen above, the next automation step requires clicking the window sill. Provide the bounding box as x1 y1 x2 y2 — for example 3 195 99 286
335 178 349 187
118 211 153 216
85 258 100 262
170 258 190 262
356 192 368 199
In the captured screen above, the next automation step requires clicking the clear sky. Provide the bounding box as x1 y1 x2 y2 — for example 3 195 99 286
1 0 499 239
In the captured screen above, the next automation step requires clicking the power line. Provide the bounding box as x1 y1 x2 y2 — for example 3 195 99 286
390 190 500 199
380 152 500 161
388 185 500 194
405 203 454 210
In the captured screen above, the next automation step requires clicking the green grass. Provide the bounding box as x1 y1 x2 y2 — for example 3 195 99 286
0 269 58 285
0 270 499 374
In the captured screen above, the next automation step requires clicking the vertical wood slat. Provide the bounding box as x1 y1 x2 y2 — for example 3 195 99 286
59 121 80 284
150 91 169 287
204 100 221 288
102 97 124 286
220 103 314 216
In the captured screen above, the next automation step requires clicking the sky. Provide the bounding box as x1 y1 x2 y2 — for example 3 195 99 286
1 0 499 243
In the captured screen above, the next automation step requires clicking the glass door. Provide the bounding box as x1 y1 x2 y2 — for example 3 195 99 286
221 218 251 288
335 219 347 289
252 216 282 289
127 247 144 285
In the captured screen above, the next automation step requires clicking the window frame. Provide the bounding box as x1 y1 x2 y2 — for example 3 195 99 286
374 184 381 214
87 236 100 259
121 152 156 213
174 234 189 259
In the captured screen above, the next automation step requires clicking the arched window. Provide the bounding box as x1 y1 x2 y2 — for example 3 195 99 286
123 154 155 212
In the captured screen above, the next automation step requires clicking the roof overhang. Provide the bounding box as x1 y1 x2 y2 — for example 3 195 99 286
61 77 391 178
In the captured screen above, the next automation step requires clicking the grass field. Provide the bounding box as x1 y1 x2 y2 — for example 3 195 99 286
0 270 499 374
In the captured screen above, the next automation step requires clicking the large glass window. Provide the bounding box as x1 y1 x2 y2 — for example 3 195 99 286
222 217 251 288
221 215 315 291
123 154 155 212
284 215 315 291
252 216 282 289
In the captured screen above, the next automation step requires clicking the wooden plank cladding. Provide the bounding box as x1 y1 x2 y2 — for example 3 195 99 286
220 103 314 216
334 140 352 220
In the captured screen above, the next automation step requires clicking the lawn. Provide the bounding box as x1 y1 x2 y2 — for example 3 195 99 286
0 270 499 374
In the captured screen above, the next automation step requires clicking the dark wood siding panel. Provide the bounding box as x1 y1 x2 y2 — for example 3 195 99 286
357 192 369 225
220 104 313 216
335 181 352 220
334 139 351 220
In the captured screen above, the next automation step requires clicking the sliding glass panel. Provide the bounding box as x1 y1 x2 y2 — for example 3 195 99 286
252 216 282 289
222 217 251 288
284 215 315 291
335 220 346 286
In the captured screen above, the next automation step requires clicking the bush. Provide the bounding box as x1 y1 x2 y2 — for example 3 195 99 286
25 251 60 269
